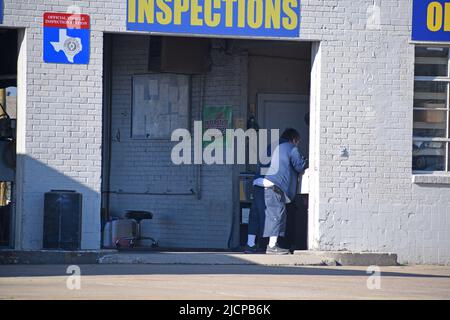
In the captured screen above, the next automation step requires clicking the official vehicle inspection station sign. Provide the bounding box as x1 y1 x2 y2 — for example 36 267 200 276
412 0 450 42
43 12 90 64
126 0 301 38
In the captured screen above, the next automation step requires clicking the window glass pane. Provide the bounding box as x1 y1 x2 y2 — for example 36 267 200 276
447 143 450 171
448 143 450 171
414 81 447 109
5 87 17 119
413 140 446 171
448 110 450 139
415 47 449 77
413 110 447 137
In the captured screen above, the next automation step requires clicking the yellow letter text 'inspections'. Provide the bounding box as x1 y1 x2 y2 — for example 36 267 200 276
127 0 301 38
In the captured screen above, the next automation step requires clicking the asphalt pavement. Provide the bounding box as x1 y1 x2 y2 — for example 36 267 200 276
0 264 449 299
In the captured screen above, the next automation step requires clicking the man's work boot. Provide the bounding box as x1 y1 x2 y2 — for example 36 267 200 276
266 244 290 255
244 244 258 254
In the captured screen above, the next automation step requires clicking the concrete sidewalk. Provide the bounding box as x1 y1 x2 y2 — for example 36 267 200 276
98 251 398 266
0 264 449 300
0 250 399 266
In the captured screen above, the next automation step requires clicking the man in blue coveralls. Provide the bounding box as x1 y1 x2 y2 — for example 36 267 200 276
245 128 307 255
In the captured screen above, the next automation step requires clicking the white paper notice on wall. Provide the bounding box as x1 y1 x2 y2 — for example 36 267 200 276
148 80 158 96
299 168 310 194
135 84 145 102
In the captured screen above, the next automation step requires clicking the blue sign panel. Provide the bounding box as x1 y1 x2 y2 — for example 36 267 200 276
0 0 4 24
43 13 90 64
412 0 450 42
126 0 301 38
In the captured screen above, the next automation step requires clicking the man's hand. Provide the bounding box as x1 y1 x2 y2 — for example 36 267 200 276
302 156 309 170
291 147 307 173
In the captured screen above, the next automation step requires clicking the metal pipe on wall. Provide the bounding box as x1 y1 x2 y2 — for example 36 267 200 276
195 74 205 200
0 88 7 206
101 34 113 222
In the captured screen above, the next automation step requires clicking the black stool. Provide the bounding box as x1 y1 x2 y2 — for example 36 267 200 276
125 210 158 248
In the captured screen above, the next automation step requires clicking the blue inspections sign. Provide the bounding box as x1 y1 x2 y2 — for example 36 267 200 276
126 0 301 38
43 12 90 64
412 0 450 42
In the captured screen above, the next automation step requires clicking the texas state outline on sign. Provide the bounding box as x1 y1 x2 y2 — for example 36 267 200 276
50 29 83 63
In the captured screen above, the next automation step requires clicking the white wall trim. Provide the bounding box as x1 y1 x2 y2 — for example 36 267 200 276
308 41 321 251
14 28 27 250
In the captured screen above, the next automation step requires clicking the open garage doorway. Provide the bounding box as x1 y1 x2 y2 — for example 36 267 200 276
239 40 311 251
0 28 19 248
101 34 313 251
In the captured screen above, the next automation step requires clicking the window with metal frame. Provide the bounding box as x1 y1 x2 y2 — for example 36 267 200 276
413 46 450 172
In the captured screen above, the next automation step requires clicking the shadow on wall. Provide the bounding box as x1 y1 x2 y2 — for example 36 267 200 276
16 154 101 250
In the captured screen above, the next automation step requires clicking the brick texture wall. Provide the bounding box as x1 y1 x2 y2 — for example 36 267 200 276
2 0 450 263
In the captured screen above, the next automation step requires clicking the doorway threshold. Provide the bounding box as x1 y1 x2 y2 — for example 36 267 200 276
113 247 244 253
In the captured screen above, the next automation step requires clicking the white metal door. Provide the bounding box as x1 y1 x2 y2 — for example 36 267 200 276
257 94 310 158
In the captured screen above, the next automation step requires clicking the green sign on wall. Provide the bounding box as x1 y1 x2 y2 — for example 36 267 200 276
203 106 233 148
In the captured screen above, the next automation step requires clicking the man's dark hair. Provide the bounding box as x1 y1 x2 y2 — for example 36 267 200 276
281 128 300 142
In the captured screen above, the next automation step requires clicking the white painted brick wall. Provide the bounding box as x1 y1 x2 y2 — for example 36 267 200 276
3 1 105 250
2 0 450 263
